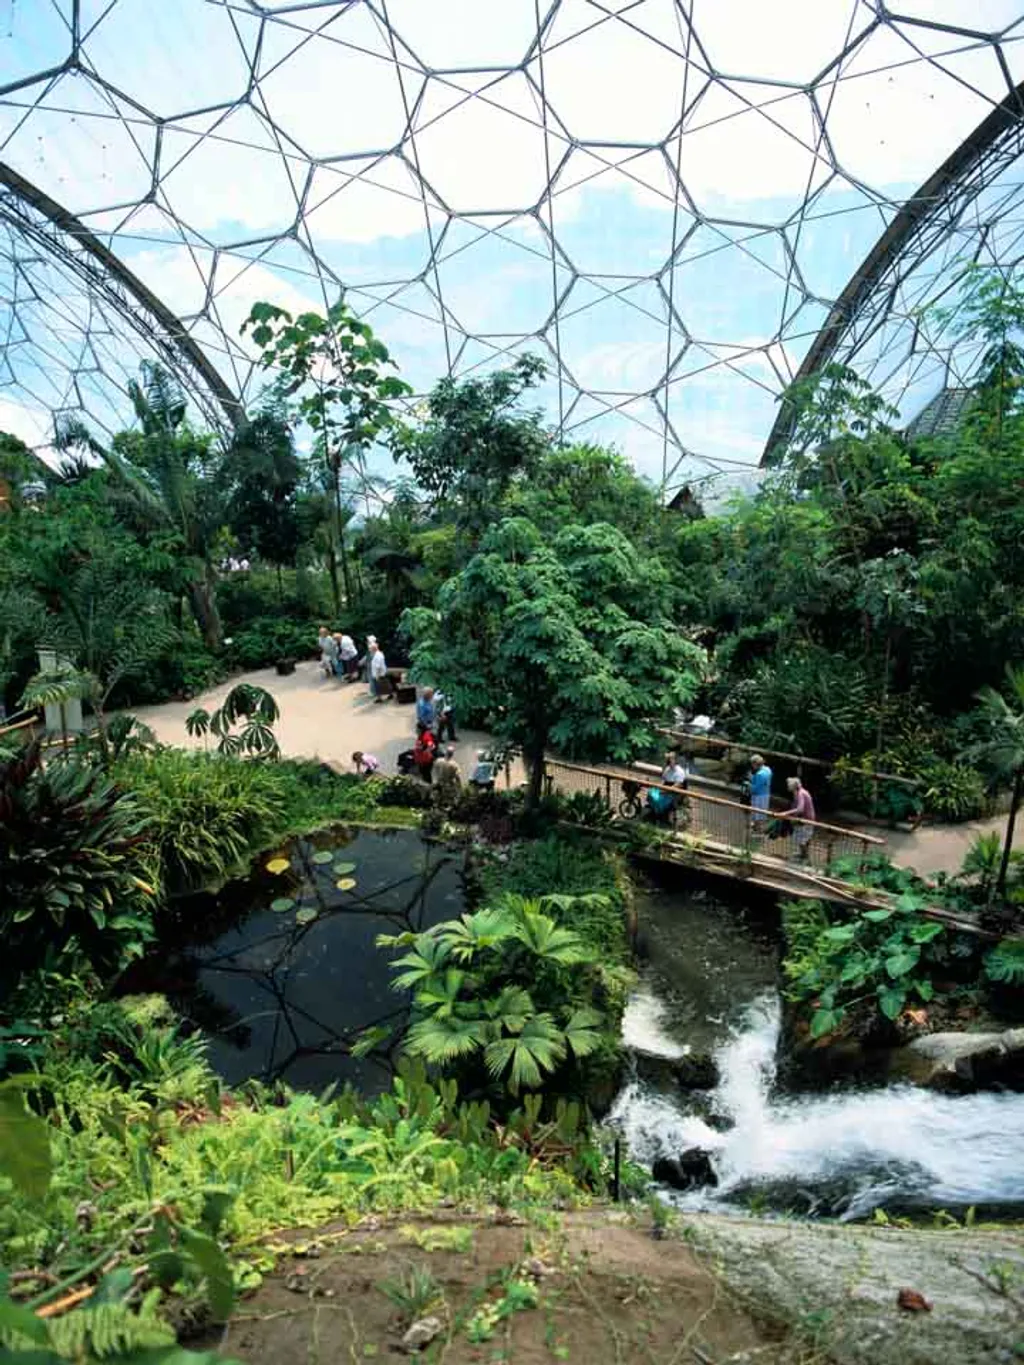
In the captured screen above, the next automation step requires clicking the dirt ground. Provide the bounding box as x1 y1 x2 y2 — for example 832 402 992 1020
204 1210 805 1365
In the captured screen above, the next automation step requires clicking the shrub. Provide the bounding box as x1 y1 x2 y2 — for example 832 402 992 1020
782 891 952 1038
918 759 987 822
984 937 1024 985
0 742 155 995
111 632 227 706
116 749 291 892
376 774 434 809
228 616 318 669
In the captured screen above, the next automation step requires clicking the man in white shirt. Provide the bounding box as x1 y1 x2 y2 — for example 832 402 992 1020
368 643 389 702
337 631 358 679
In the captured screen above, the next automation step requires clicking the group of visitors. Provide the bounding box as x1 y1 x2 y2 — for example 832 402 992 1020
318 626 394 704
746 754 816 859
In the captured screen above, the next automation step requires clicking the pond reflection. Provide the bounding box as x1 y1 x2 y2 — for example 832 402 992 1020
123 828 466 1094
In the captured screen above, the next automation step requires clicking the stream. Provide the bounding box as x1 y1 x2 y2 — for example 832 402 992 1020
611 873 1024 1219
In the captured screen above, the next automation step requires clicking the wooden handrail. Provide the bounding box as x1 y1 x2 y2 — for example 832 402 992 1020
0 715 37 739
543 758 887 846
657 727 921 790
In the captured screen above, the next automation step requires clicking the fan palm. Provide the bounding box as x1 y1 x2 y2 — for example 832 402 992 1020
966 664 1024 901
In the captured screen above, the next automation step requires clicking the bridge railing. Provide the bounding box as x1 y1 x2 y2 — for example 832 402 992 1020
542 758 886 871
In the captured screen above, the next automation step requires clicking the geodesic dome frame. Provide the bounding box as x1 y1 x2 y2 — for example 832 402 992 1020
3 1 1024 491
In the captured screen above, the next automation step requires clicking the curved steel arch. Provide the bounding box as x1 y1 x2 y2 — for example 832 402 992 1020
761 77 1024 464
0 161 243 435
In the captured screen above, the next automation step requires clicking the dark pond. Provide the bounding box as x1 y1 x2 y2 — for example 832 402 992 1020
122 828 466 1094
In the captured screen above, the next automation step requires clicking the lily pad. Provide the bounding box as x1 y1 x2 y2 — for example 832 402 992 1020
335 878 357 892
311 851 334 866
296 905 318 925
270 896 295 913
332 861 357 876
266 857 290 875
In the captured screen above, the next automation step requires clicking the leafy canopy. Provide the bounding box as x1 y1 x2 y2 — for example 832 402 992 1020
404 516 704 797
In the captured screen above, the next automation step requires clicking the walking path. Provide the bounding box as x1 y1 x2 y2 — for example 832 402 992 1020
135 663 1011 881
133 661 525 787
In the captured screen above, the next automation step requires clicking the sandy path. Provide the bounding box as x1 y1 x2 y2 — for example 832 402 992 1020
133 662 521 785
134 665 1015 880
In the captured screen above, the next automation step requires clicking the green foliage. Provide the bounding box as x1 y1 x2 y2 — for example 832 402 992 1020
115 749 290 892
404 517 704 803
918 759 987 822
984 937 1024 985
185 683 281 760
375 895 610 1096
227 616 316 669
782 890 951 1038
0 742 155 993
377 1263 441 1323
402 356 549 540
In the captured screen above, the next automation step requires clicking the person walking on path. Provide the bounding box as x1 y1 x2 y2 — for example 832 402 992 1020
368 642 389 702
781 776 816 860
352 750 380 776
748 754 773 829
337 631 358 679
435 688 457 741
433 744 462 806
416 686 437 734
470 750 496 792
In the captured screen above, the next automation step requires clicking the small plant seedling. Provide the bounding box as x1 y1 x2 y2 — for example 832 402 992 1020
378 1263 442 1324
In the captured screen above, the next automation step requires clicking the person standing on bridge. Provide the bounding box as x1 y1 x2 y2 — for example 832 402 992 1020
749 754 773 829
782 776 816 861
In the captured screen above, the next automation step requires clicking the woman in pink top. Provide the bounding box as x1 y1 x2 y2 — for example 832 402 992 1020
782 777 815 859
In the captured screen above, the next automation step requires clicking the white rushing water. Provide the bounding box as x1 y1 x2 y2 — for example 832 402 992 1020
611 993 1024 1218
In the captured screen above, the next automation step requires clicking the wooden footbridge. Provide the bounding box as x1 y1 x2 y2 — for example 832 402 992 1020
541 758 989 935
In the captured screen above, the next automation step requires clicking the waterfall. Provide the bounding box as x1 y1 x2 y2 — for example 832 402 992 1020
611 992 1024 1218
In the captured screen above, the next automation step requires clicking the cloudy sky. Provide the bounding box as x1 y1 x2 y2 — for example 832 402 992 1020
3 0 1024 489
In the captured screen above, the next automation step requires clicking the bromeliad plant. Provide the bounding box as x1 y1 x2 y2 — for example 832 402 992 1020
0 741 155 998
368 894 607 1095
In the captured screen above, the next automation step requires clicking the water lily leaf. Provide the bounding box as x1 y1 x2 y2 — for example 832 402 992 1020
312 851 334 865
335 877 357 892
333 861 357 875
270 897 295 913
266 857 290 875
296 906 318 924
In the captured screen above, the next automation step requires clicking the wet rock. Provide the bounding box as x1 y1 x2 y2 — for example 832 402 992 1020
633 1046 720 1093
651 1148 718 1191
401 1316 442 1353
892 1029 1024 1093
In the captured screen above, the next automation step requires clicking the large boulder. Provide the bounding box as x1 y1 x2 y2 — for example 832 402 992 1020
652 1148 718 1191
633 1046 720 1093
892 1028 1024 1093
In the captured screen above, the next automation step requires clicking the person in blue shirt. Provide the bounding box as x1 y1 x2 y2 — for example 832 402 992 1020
749 754 773 828
416 687 437 733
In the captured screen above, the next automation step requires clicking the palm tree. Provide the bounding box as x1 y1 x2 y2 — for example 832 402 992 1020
55 362 227 648
967 664 1024 902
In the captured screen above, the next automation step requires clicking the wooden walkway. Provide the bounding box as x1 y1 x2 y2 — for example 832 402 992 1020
542 758 991 935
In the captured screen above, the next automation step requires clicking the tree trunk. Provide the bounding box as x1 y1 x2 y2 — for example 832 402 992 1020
331 458 354 609
276 562 284 606
525 735 548 808
186 575 223 650
325 542 341 616
872 632 892 818
996 764 1024 900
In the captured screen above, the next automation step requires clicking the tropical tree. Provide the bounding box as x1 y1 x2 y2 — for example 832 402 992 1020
965 664 1024 902
243 298 412 610
404 517 705 803
404 355 549 542
55 362 228 648
219 403 303 596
